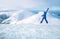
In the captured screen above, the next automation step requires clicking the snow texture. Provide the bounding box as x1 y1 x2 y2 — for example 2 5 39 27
0 24 60 39
0 10 60 39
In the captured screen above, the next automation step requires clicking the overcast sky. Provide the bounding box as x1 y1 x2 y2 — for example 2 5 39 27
0 0 60 10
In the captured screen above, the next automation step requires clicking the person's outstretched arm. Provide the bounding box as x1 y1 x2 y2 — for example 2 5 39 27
45 8 49 13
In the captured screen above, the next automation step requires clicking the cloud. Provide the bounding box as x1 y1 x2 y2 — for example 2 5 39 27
0 0 47 9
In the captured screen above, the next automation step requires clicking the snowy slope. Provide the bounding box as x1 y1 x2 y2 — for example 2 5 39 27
15 12 42 24
0 24 60 39
1 10 60 25
16 12 60 25
1 10 24 24
1 9 36 24
0 12 60 39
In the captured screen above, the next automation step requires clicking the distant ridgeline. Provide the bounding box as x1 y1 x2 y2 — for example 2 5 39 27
49 10 60 19
0 10 16 12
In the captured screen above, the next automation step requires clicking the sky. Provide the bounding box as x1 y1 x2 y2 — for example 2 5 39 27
0 0 60 10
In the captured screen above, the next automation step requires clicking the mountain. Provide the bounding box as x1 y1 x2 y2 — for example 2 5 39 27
0 10 60 39
15 11 60 25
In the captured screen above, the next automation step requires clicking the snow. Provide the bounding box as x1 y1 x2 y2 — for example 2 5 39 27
16 11 60 25
15 12 42 24
0 24 60 39
0 9 60 39
1 10 24 24
0 10 60 39
1 9 60 25
0 0 60 38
